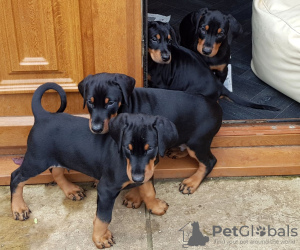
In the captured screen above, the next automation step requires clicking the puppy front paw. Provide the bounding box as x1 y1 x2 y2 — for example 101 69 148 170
93 229 115 249
123 189 143 209
146 198 169 215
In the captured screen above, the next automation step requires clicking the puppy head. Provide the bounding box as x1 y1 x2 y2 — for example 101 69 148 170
109 113 178 183
78 73 135 134
194 9 242 57
148 21 178 64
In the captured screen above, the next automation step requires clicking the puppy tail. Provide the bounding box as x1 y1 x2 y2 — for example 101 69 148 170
221 87 280 111
31 82 67 119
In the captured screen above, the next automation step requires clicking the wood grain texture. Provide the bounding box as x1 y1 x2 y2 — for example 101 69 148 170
0 0 83 94
0 156 94 185
1 118 298 150
79 0 95 76
154 146 300 179
92 0 143 86
1 145 299 185
0 119 299 185
0 92 88 116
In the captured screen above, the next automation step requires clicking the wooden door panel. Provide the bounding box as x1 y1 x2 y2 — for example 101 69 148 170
5 0 57 72
0 0 83 94
92 0 143 86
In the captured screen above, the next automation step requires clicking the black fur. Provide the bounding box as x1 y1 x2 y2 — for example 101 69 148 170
10 83 178 224
148 21 278 111
180 8 243 83
78 72 223 193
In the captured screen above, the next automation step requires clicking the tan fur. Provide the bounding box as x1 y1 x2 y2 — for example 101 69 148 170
93 217 114 248
52 167 85 201
126 157 156 183
210 63 227 72
179 147 207 194
139 181 169 215
148 49 171 64
124 181 169 215
11 181 30 220
197 39 221 58
123 186 143 208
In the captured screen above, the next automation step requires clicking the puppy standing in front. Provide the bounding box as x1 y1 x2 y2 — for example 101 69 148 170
10 83 178 249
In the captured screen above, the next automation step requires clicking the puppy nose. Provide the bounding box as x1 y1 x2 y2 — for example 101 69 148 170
132 174 144 183
91 123 103 133
202 47 212 55
161 53 170 62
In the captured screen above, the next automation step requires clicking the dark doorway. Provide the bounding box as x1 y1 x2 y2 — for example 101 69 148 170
146 0 300 121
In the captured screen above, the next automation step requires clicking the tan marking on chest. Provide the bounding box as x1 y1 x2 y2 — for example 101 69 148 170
209 63 227 72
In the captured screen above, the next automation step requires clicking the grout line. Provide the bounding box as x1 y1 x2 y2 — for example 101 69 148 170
145 206 153 250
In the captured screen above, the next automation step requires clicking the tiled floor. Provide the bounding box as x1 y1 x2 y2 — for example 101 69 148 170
148 0 300 120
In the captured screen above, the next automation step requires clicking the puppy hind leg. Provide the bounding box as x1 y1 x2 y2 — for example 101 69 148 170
166 146 189 159
51 167 86 201
11 179 30 221
179 147 216 195
10 163 36 221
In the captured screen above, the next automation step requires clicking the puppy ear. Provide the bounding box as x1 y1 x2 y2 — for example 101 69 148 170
153 116 178 157
194 8 208 35
227 14 243 44
112 74 135 105
109 113 128 152
78 75 92 109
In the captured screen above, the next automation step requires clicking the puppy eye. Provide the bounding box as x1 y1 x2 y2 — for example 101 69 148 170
167 39 172 45
146 147 155 153
87 100 94 107
200 27 206 34
151 37 158 43
217 31 224 37
125 145 133 152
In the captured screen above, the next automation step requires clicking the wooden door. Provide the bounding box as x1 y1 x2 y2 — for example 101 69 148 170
0 0 143 117
0 0 85 116
0 0 143 184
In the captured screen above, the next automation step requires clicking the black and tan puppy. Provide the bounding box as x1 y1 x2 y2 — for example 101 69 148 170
180 8 243 83
10 83 178 249
148 21 278 111
78 72 223 196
